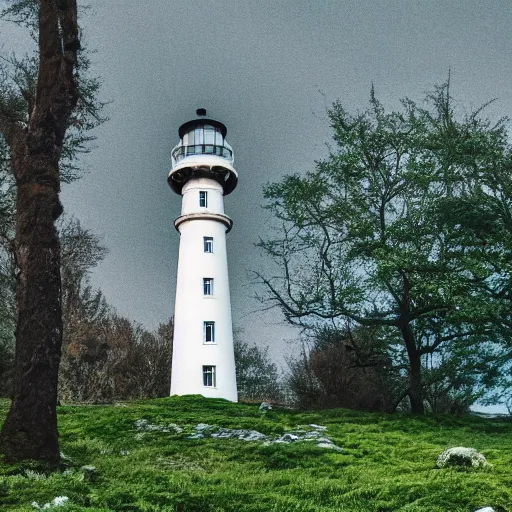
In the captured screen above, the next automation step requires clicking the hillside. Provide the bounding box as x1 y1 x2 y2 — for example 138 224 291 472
0 396 511 511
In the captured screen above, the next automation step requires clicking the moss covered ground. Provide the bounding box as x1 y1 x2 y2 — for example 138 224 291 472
0 396 511 511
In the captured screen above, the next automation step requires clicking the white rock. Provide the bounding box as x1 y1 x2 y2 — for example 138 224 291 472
196 423 213 431
134 419 149 430
475 508 495 512
279 433 300 442
212 428 267 441
31 496 69 510
437 447 488 468
317 442 343 451
134 419 183 434
309 424 328 431
59 452 73 463
52 497 69 507
259 401 272 412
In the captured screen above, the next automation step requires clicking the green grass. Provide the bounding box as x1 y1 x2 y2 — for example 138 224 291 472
0 396 511 511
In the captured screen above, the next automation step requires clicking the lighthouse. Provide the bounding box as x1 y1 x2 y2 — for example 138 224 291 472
169 109 238 402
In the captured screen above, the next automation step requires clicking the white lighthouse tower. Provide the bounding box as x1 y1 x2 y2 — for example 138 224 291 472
169 109 238 402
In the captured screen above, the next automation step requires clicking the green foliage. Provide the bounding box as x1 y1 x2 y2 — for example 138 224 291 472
234 334 283 402
0 1 108 183
0 396 511 511
257 81 512 411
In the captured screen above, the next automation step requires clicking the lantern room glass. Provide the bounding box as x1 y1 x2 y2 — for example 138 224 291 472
172 123 234 166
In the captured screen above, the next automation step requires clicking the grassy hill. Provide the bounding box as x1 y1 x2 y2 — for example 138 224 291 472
0 396 511 511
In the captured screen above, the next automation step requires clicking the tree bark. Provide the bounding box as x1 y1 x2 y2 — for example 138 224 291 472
0 0 79 463
401 323 425 414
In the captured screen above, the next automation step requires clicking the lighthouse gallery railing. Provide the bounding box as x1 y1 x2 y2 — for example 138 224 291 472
171 144 234 167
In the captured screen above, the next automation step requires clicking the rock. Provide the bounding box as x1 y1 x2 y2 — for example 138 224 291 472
211 428 267 441
240 430 267 442
437 447 488 468
303 431 321 440
317 442 343 451
59 452 73 463
314 436 343 451
196 423 214 431
279 433 300 442
183 420 344 451
259 402 272 412
134 419 149 430
31 496 69 509
309 424 328 431
474 508 495 512
188 425 267 442
51 496 69 508
134 419 184 433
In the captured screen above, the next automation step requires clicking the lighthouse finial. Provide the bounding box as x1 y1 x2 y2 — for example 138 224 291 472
196 108 207 116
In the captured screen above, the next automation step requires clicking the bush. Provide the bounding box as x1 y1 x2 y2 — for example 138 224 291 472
59 314 173 402
234 337 283 402
287 326 403 411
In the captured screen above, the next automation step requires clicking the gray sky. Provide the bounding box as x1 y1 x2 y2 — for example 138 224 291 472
2 1 512 381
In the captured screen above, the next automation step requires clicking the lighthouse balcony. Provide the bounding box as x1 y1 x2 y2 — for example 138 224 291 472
168 152 238 195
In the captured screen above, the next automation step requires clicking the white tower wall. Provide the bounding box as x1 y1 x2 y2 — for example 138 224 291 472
170 177 238 401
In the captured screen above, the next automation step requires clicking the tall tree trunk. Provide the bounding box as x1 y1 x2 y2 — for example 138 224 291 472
401 323 425 414
0 153 63 463
0 0 79 463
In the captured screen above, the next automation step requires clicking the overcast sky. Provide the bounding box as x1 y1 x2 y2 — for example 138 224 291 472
2 1 512 384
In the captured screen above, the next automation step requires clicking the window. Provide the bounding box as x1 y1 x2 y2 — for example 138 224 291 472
204 321 215 343
203 365 216 387
195 127 204 145
203 278 213 296
215 129 224 146
204 236 213 253
199 191 207 208
204 127 215 145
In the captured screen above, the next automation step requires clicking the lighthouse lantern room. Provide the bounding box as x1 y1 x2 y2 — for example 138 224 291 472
169 109 238 402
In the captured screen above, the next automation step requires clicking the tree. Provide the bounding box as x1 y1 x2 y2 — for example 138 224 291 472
95 315 173 401
0 214 174 404
57 216 110 402
234 334 282 402
287 325 403 411
0 0 104 462
0 177 15 396
256 82 511 414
